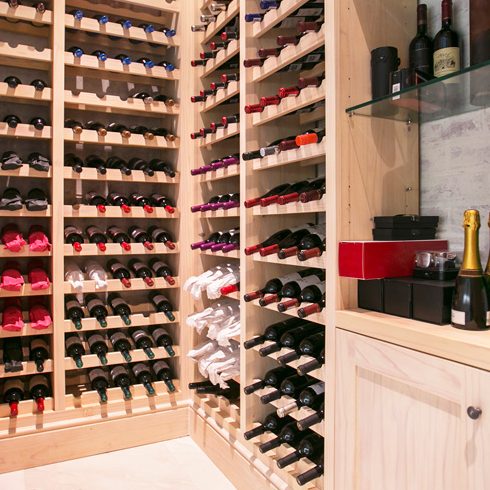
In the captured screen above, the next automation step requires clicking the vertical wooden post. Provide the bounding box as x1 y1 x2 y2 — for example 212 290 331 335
50 0 66 411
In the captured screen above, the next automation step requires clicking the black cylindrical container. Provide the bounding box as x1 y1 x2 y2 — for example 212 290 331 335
371 46 400 99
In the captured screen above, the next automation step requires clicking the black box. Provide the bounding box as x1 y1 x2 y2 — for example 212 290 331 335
358 280 384 312
383 277 413 318
373 228 437 241
412 279 455 325
374 215 439 229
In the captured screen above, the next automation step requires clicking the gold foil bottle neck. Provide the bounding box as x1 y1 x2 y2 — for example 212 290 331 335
463 209 481 231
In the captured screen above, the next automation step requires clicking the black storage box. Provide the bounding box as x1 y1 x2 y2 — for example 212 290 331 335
374 215 439 229
383 277 413 318
373 228 437 241
358 279 384 312
412 279 455 325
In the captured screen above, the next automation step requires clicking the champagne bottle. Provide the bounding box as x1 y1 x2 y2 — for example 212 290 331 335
87 333 108 364
65 334 85 367
451 210 490 330
109 331 132 362
3 379 24 417
86 294 108 328
29 338 49 372
65 295 85 330
29 375 50 413
150 327 175 356
89 368 109 402
152 360 176 392
433 0 460 78
132 363 156 395
108 293 132 325
110 365 132 400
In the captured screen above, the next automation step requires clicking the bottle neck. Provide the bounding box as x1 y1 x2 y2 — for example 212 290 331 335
417 23 427 34
461 226 482 272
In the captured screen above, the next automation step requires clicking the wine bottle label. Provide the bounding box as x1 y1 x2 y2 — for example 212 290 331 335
451 308 465 325
308 382 325 395
30 339 47 351
66 300 81 310
110 298 126 308
297 8 324 16
295 275 323 289
433 47 460 78
87 298 103 310
5 379 25 391
110 263 127 274
278 272 303 284
64 226 80 237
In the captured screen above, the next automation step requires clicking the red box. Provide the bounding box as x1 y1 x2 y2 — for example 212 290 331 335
339 240 448 279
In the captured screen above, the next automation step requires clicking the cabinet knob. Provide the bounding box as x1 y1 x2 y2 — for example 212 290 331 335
467 406 482 420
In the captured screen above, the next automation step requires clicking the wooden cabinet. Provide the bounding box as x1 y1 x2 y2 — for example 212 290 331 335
335 329 490 490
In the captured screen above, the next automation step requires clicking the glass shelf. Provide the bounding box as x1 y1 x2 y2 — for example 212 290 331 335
346 60 490 123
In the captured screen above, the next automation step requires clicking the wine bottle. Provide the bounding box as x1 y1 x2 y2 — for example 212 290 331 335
276 433 324 469
69 9 83 21
485 212 490 291
243 412 291 441
152 360 175 392
29 337 49 372
278 280 325 312
108 293 132 325
86 294 108 328
409 4 434 80
276 389 323 419
130 92 154 105
132 363 156 395
29 375 50 413
280 229 325 260
91 50 108 62
87 333 108 364
150 293 175 321
106 123 131 138
65 334 85 368
2 379 24 417
156 60 176 72
85 155 107 175
107 226 131 251
244 366 296 395
65 296 85 330
129 125 154 140
105 156 131 176
150 326 175 356
259 225 319 257
258 421 302 454
148 226 175 249
297 348 325 376
296 463 324 486
89 368 109 402
30 79 47 91
149 259 175 285
136 57 155 69
295 128 325 146
280 323 324 350
86 225 107 252
298 293 325 318
298 381 324 407
153 94 176 106
433 0 460 78
149 159 176 178
277 178 325 205
300 181 325 203
126 158 153 176
106 260 131 288
68 46 84 58
194 380 240 399
161 26 176 37
64 225 84 252
85 191 107 213
3 338 23 372
109 331 132 363
4 76 21 89
297 401 324 431
118 19 132 30
129 192 154 213
4 114 21 128
94 15 109 25
107 193 131 214
131 329 155 359
110 365 132 400
85 121 107 136
128 259 154 286
452 210 490 330
262 373 313 404
244 184 290 208
243 317 306 349
150 194 175 213
245 227 302 256
128 226 153 251
138 22 155 33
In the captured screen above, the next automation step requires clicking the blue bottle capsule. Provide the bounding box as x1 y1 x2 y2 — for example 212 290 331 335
70 9 83 21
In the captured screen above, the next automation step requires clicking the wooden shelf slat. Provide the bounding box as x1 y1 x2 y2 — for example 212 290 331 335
115 0 180 14
64 167 179 184
0 123 52 140
0 282 52 298
64 128 179 149
64 346 180 371
64 243 179 257
201 40 239 78
0 3 52 24
0 324 53 339
199 123 239 147
64 52 180 81
201 0 240 44
250 299 325 325
0 43 52 66
252 25 325 83
63 205 179 219
201 81 239 113
253 253 325 269
64 312 180 333
63 277 179 294
0 397 54 419
252 81 326 127
0 82 52 103
0 164 51 179
65 90 179 117
252 200 325 216
0 206 51 218
198 166 239 182
64 15 179 47
252 140 326 171
251 0 310 38
0 359 53 379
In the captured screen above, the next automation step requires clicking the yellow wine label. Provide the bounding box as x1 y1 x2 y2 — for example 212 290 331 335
434 47 461 78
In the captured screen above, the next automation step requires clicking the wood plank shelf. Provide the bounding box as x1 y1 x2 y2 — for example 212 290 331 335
63 277 180 294
64 15 179 47
251 0 310 38
0 43 52 68
64 90 179 117
114 0 179 14
198 166 239 182
201 0 240 44
252 81 326 127
0 282 52 298
64 167 179 184
199 123 239 147
250 299 325 325
64 128 179 149
201 40 239 78
252 343 325 382
199 249 240 259
193 394 241 437
197 208 239 218
65 0 179 19
0 82 52 104
64 52 180 82
336 309 490 372
0 165 51 179
0 398 54 419
63 205 179 219
253 253 325 269
64 346 180 371
201 81 239 113
252 200 325 216
64 312 180 333
254 387 325 437
0 3 52 25
252 140 326 171
0 123 52 140
252 25 325 83
63 243 179 257
0 324 53 339
0 359 53 379
0 206 52 218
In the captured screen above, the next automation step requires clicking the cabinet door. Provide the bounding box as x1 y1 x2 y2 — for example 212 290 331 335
335 329 468 490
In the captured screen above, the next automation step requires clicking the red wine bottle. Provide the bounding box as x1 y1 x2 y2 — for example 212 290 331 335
299 381 324 407
244 183 290 208
132 363 156 395
29 337 49 372
150 193 175 213
297 347 325 376
211 228 240 252
65 296 85 330
107 192 131 214
129 125 154 140
433 0 460 78
243 412 291 441
276 433 324 469
87 332 108 364
150 326 175 356
65 119 84 135
4 76 21 89
65 334 85 367
129 192 154 213
106 156 132 176
243 317 306 349
296 462 324 486
244 366 296 395
64 225 84 252
296 128 325 146
85 191 107 213
150 293 175 321
148 226 175 249
297 401 324 430
2 379 24 417
110 365 132 400
258 421 302 454
128 259 154 286
259 225 319 257
245 227 301 256
298 293 325 318
86 225 107 252
110 332 132 363
28 380 52 414
194 380 240 399
153 360 176 392
128 158 154 177
409 4 434 79
107 259 131 288
86 295 108 328
277 178 325 205
149 259 175 285
108 293 132 325
4 114 21 128
89 368 109 403
85 155 107 175
260 322 323 357
107 226 131 251
149 159 176 177
128 226 154 251
277 276 325 312
280 228 325 259
131 329 155 359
